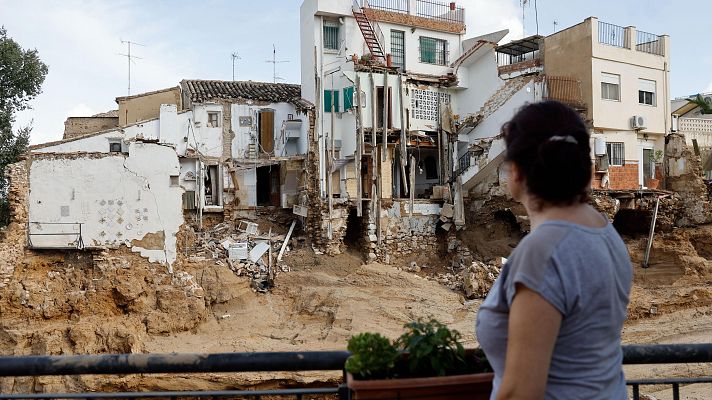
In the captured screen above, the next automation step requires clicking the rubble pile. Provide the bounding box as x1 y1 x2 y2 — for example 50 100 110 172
427 261 502 299
185 220 298 293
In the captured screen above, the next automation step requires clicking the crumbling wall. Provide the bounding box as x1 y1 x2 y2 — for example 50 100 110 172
63 117 119 140
0 159 30 288
665 133 712 226
367 201 441 264
29 142 184 266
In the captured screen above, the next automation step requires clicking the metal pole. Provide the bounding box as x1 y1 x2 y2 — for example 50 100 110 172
643 196 661 268
356 75 364 217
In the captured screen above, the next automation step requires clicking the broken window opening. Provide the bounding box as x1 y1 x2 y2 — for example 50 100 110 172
207 111 221 128
256 165 281 207
204 165 222 206
344 207 364 252
109 142 122 153
376 86 393 129
407 144 441 199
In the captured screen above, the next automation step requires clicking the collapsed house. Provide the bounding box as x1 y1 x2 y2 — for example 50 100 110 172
26 81 315 269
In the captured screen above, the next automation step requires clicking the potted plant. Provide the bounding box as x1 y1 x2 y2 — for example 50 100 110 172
646 149 663 189
345 319 493 399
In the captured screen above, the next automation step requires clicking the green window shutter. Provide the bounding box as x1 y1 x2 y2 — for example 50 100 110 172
324 90 332 112
343 86 354 110
333 90 340 113
420 37 436 64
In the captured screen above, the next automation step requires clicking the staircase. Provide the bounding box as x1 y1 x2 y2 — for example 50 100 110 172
352 1 386 63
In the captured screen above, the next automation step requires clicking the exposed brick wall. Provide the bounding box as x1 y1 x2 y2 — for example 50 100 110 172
607 162 639 190
363 8 465 35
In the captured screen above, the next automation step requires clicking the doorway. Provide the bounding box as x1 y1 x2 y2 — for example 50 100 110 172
258 110 275 154
256 165 281 206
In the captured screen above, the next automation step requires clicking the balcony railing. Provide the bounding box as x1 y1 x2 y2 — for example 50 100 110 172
361 0 465 25
679 117 712 133
543 76 585 108
636 30 664 56
599 21 627 48
0 344 709 399
415 0 464 24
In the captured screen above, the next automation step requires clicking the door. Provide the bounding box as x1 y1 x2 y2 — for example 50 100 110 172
270 165 281 207
259 110 275 154
642 148 653 184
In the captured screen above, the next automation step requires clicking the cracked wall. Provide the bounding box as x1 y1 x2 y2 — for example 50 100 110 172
29 142 184 266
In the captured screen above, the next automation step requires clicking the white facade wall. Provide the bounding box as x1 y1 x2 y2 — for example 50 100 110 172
35 131 123 154
29 142 183 266
189 104 224 158
453 45 504 119
230 102 309 159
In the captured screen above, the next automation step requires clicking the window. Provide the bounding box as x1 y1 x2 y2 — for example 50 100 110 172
606 142 624 166
638 79 656 106
207 111 220 128
323 20 339 51
419 37 448 65
343 86 355 110
324 90 340 112
601 72 621 101
391 30 405 70
109 141 122 153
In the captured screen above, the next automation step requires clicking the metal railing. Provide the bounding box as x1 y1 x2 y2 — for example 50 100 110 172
418 37 449 65
0 345 709 399
636 30 664 56
361 0 409 13
457 150 472 176
543 76 585 108
416 0 464 24
27 221 84 250
599 21 627 48
496 50 540 67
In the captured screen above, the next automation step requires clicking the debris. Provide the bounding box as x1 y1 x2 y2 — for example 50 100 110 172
441 203 454 219
220 314 231 320
237 221 259 235
277 220 297 262
228 242 248 260
249 242 270 263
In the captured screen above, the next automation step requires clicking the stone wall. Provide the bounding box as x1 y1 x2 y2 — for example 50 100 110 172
63 117 119 140
0 159 30 288
665 133 712 226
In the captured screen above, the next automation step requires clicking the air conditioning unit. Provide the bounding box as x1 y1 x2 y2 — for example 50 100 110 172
631 115 647 130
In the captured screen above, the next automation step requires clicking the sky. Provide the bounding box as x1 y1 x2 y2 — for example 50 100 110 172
2 0 711 144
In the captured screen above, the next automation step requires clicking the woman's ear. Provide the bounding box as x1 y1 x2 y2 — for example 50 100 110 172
507 162 525 201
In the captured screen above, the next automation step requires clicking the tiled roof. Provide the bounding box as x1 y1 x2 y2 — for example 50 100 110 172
181 79 314 111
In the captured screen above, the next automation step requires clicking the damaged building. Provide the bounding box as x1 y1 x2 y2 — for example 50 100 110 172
26 80 315 269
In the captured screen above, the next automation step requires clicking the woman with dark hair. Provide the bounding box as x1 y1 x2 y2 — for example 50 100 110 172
476 101 632 399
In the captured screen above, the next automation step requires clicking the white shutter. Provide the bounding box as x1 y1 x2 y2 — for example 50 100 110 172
638 79 656 93
601 72 620 85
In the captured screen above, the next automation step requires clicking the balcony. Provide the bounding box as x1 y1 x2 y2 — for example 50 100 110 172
359 0 465 34
542 75 586 111
0 344 709 399
496 35 543 76
598 20 666 56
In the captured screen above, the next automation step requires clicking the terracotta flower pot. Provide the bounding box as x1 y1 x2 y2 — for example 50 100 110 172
646 177 660 189
347 371 494 400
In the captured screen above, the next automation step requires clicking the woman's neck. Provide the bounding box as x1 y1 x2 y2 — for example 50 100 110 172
523 197 607 231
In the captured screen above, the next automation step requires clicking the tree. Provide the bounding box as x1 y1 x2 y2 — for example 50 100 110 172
687 94 712 115
0 26 48 226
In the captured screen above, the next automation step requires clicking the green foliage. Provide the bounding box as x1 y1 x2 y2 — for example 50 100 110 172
649 149 663 164
345 332 398 379
0 26 48 226
396 319 466 377
345 319 489 380
687 94 712 115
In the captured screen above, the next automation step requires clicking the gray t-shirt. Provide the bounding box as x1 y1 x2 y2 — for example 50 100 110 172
476 220 632 400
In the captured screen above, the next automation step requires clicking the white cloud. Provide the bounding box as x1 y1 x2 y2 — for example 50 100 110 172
706 80 712 93
465 0 524 43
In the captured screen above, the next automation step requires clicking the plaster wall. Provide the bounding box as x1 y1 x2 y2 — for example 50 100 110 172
34 131 123 154
230 102 309 159
28 142 183 266
453 45 503 118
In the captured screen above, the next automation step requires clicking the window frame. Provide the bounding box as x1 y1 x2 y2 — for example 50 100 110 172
606 142 625 166
638 78 656 106
207 111 221 128
419 36 448 66
323 19 340 52
324 89 340 113
390 30 406 71
601 72 621 102
109 141 123 153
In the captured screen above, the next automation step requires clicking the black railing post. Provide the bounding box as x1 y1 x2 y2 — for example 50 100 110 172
672 383 680 400
632 384 639 400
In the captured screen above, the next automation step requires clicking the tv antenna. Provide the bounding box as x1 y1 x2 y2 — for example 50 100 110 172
553 20 558 33
119 39 145 96
265 44 289 83
231 52 241 81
